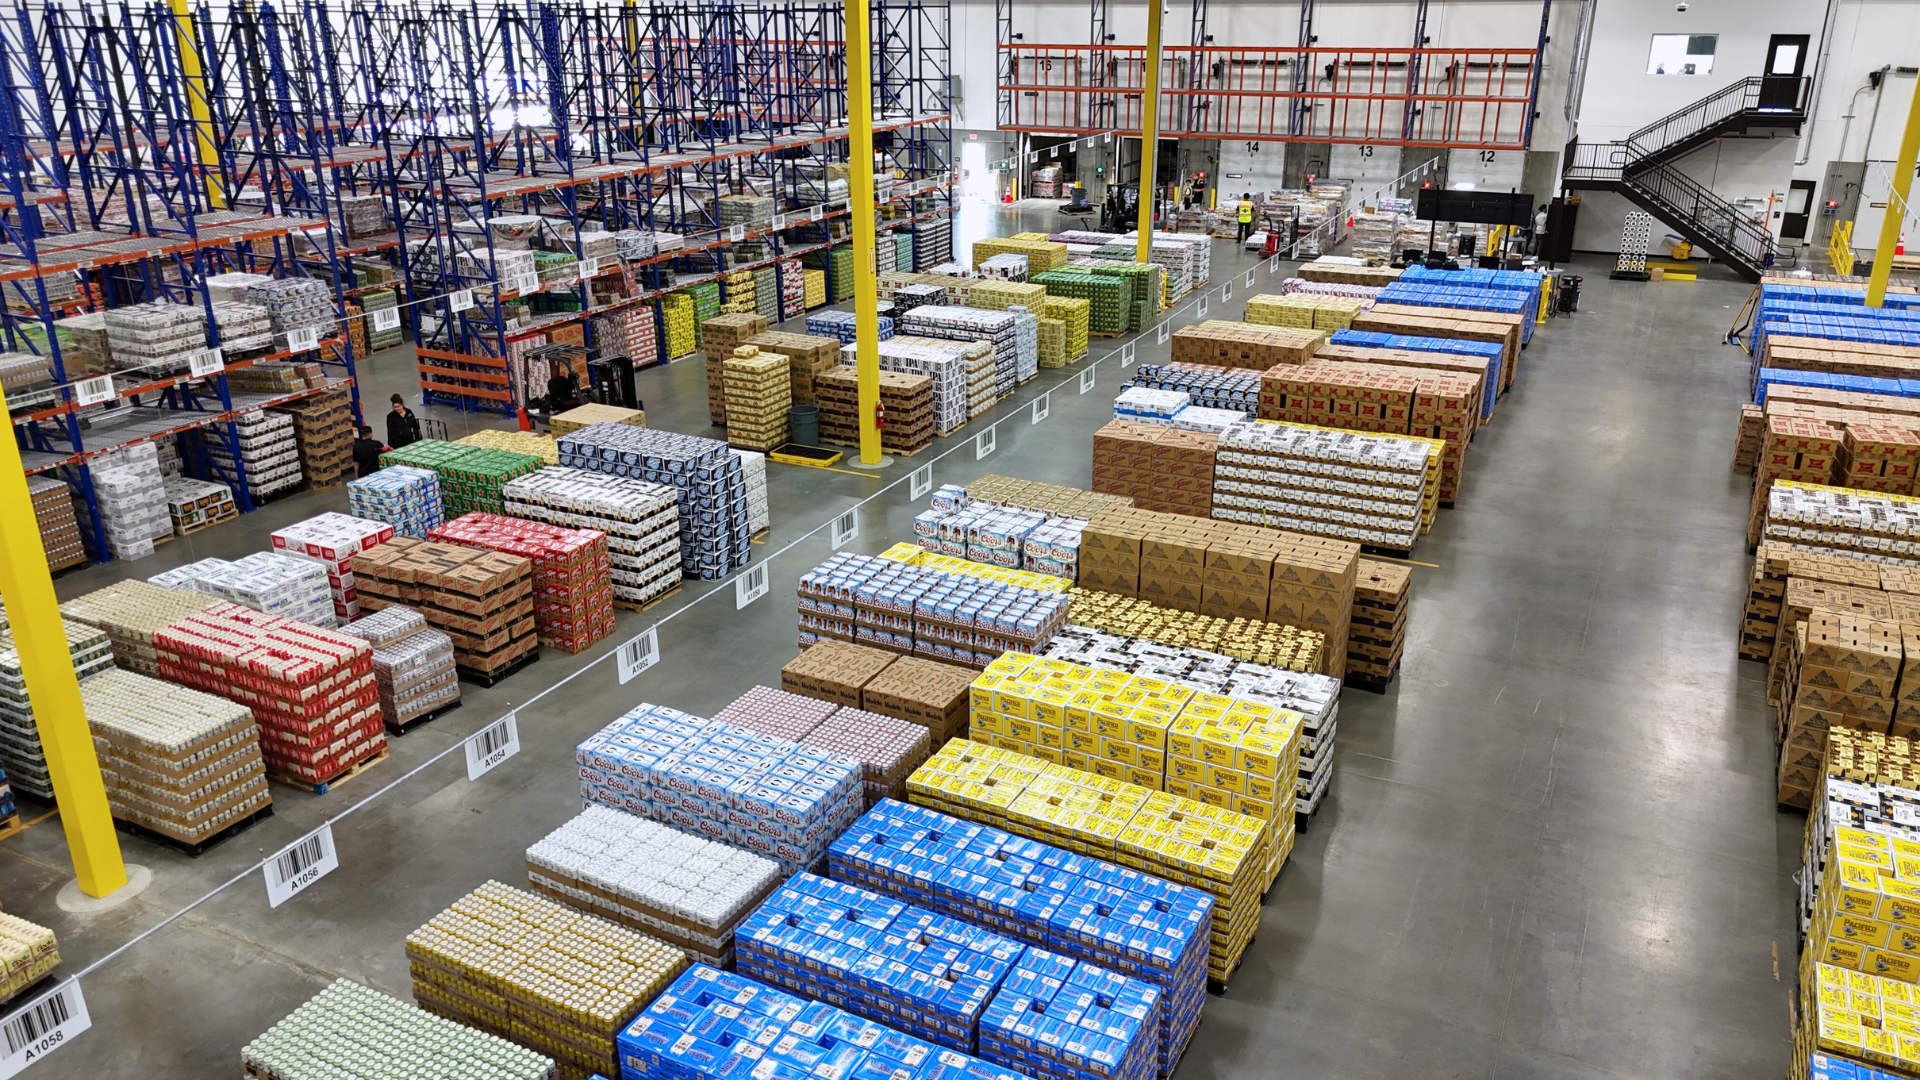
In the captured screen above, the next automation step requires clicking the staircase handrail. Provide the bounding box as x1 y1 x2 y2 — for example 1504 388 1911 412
1622 75 1809 160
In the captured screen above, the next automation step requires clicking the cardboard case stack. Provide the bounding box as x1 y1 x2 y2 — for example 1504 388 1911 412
0 912 57 1004
722 346 791 452
503 466 682 608
350 537 539 678
1212 419 1437 552
555 424 750 581
1090 420 1218 518
576 701 864 873
525 805 784 968
700 312 768 423
430 513 615 654
378 440 545 518
780 640 974 747
60 579 222 675
1347 559 1410 686
346 465 445 538
742 330 841 407
0 617 114 798
83 667 272 844
406 881 687 1080
29 475 87 571
796 552 1073 667
1170 322 1323 370
272 513 396 622
815 367 934 455
272 387 356 487
1260 361 1478 503
152 602 385 787
337 606 459 728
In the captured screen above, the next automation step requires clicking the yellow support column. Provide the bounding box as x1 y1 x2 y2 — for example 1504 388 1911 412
847 0 885 467
1134 0 1163 265
169 0 225 210
0 388 126 898
1868 72 1920 307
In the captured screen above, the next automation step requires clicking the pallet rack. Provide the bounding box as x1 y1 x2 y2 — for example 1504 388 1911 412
1 0 952 558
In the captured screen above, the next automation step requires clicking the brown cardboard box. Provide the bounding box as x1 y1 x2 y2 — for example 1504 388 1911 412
781 640 897 707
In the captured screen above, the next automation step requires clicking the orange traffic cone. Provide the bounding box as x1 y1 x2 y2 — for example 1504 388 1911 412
518 406 532 432
1900 232 1908 257
1003 188 1014 204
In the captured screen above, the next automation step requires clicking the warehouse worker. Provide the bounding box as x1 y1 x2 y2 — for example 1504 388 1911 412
353 425 385 478
387 393 422 448
1532 204 1549 255
1236 193 1255 245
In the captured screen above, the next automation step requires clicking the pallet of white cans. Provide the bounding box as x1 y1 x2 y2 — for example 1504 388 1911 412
244 980 554 1080
1211 419 1433 551
553 424 748 581
209 298 274 354
337 606 458 727
191 551 337 627
524 804 784 967
147 557 233 591
501 465 683 606
272 513 394 621
575 702 864 873
732 450 769 534
203 272 273 304
347 465 445 538
1113 386 1189 424
1169 405 1251 434
89 442 171 559
204 409 301 498
896 305 1020 397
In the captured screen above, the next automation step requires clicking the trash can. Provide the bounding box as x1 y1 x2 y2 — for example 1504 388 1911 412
789 404 820 445
1557 275 1583 314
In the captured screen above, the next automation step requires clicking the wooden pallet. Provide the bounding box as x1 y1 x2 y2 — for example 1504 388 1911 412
112 803 274 857
934 419 967 438
0 813 24 844
1359 542 1415 560
1089 328 1127 338
270 746 388 795
751 528 770 544
613 582 682 614
456 648 541 689
176 509 239 536
385 697 463 737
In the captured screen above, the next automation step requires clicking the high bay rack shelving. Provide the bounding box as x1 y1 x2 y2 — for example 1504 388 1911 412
0 0 953 564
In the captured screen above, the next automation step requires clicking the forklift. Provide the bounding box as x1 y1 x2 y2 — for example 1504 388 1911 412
1099 184 1139 233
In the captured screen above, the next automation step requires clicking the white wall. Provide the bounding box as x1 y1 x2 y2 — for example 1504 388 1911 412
1790 0 1920 250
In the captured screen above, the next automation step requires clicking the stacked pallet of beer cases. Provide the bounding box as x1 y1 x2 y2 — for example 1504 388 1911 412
503 467 681 609
190 552 338 627
347 466 445 538
734 450 770 536
153 603 385 788
967 652 1301 887
857 337 993 433
898 306 1021 397
830 800 1211 1077
336 606 459 729
1259 360 1477 504
0 912 56 1003
906 740 1267 985
428 513 615 654
243 981 555 1080
0 618 114 799
735 872 1026 1054
163 478 237 534
699 312 768 423
271 513 396 623
60 580 222 675
709 686 930 807
1211 419 1437 553
88 443 172 559
780 639 973 749
82 667 272 845
1090 420 1218 517
350 538 539 681
273 387 356 488
203 410 301 499
742 331 841 408
29 475 87 571
1039 624 1340 827
815 367 933 455
525 805 784 968
102 301 205 371
455 429 560 464
576 701 864 873
406 881 687 1080
554 425 750 581
794 553 1073 665
1347 559 1410 689
617 966 1024 1080
722 347 791 452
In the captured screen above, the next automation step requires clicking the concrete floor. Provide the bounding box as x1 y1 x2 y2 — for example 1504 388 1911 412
0 212 1794 1079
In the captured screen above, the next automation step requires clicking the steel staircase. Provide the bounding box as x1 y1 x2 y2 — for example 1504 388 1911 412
1562 76 1810 283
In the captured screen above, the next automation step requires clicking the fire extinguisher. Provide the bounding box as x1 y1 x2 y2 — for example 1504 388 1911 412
874 401 886 431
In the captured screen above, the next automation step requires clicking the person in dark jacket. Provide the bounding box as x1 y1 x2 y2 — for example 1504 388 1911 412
387 393 422 448
547 366 580 414
352 425 386 478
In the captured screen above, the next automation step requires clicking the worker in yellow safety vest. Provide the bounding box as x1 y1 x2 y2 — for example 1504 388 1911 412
1236 193 1255 244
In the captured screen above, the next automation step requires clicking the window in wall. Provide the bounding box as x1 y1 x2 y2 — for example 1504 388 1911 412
1647 34 1717 76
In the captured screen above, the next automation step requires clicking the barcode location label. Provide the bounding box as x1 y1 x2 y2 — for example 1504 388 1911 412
579 257 600 280
1157 323 1170 345
287 327 320 352
735 564 769 610
974 427 996 460
1244 269 1256 289
909 465 932 500
830 510 859 550
371 307 401 332
0 979 88 1077
617 629 659 684
264 824 338 908
188 347 225 378
727 225 746 242
772 213 788 230
72 375 113 408
465 713 521 781
513 272 540 295
1221 283 1232 303
1078 367 1096 395
448 289 475 313
1031 393 1049 425
1197 297 1209 319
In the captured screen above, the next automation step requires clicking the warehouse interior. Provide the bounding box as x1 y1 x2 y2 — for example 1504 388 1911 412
0 1 1911 1079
